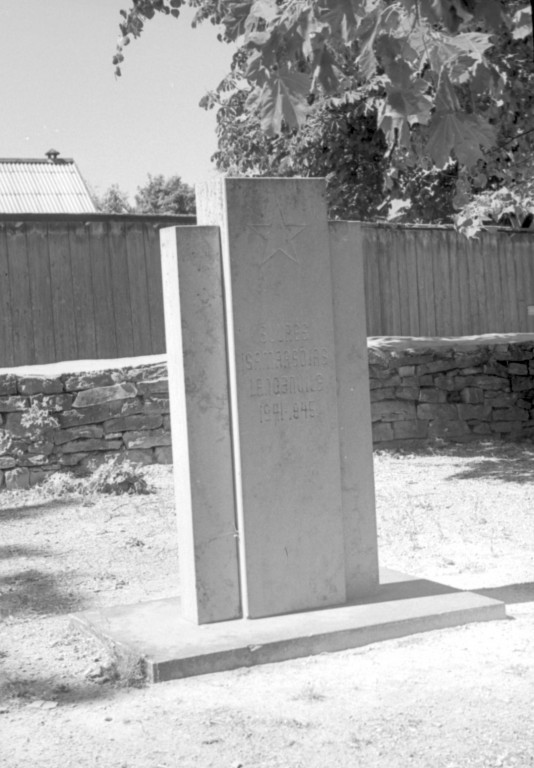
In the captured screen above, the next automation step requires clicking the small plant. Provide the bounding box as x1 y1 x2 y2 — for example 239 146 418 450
41 455 154 498
85 455 153 496
20 401 59 440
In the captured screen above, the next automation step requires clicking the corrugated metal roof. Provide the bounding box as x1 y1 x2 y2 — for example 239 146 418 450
0 157 97 214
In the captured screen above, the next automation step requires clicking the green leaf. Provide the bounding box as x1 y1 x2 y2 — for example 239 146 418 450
355 6 382 78
248 68 311 134
318 0 363 43
426 112 496 169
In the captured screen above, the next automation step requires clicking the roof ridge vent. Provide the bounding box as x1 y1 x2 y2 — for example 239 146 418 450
45 148 60 162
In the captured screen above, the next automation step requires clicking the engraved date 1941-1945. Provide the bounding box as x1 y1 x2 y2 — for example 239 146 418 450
259 400 316 424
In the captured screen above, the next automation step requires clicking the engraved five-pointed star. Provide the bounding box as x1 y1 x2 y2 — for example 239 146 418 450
248 204 306 266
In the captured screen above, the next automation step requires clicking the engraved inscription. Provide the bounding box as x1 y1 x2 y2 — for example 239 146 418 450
240 319 331 425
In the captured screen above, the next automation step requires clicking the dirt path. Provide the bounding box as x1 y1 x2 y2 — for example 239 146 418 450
1 443 534 768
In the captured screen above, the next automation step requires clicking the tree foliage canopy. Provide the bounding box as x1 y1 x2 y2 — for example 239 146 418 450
114 0 534 228
95 174 195 215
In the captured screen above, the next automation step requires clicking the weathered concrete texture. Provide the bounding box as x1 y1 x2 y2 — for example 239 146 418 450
71 568 506 683
160 225 241 625
198 178 348 619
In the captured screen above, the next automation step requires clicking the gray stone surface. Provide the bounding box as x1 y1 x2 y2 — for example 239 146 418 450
160 224 241 624
199 178 347 618
71 568 506 683
73 382 137 408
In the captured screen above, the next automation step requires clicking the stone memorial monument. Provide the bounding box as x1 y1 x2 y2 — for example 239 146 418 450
72 178 505 682
160 178 378 624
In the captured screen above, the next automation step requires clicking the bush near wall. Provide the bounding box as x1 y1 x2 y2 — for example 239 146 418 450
3 338 534 489
370 339 534 446
0 363 171 491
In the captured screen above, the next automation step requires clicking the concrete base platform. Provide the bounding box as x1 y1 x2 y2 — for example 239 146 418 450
71 569 506 683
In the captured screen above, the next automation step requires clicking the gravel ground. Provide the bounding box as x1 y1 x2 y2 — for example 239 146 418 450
1 441 533 768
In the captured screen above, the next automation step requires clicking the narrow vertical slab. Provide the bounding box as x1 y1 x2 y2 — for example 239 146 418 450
329 222 379 600
160 225 241 625
198 178 347 619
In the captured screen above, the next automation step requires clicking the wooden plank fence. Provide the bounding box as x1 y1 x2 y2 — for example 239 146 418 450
362 224 534 337
1 216 534 368
0 214 194 367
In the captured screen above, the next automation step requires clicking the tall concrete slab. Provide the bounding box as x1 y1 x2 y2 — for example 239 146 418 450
329 221 379 599
160 225 241 624
197 179 347 618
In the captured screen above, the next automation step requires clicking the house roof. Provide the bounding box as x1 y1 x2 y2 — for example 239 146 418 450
0 152 97 214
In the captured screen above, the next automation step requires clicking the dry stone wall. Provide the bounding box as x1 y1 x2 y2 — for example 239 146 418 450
3 338 534 489
369 339 534 445
0 362 171 490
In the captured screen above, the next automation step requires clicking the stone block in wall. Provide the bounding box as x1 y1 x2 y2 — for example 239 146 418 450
372 422 394 442
483 362 509 378
371 400 416 423
472 423 492 435
416 360 458 375
466 375 509 391
123 429 172 449
155 446 173 464
5 467 30 490
18 377 64 396
29 468 50 487
486 392 518 407
64 372 116 391
103 414 163 433
123 449 154 465
393 420 428 440
460 387 484 404
20 454 51 467
529 361 534 375
163 415 170 431
492 407 529 422
73 383 137 409
54 425 105 445
457 404 492 421
508 362 529 376
126 364 167 382
40 394 74 412
0 470 3 488
395 387 419 401
136 378 169 396
0 375 18 396
418 389 448 404
517 398 531 410
60 438 123 454
491 421 524 433
434 376 467 391
417 403 458 421
0 396 29 413
428 419 470 439
59 398 143 428
0 456 16 470
59 453 89 467
398 366 415 378
144 396 170 414
511 376 532 392
389 352 435 367
28 440 54 455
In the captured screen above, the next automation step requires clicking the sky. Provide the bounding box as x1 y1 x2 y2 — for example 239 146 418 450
0 0 235 200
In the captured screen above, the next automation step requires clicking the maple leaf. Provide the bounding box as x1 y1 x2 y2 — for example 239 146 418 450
426 112 496 168
318 0 362 43
355 6 383 78
248 68 311 134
